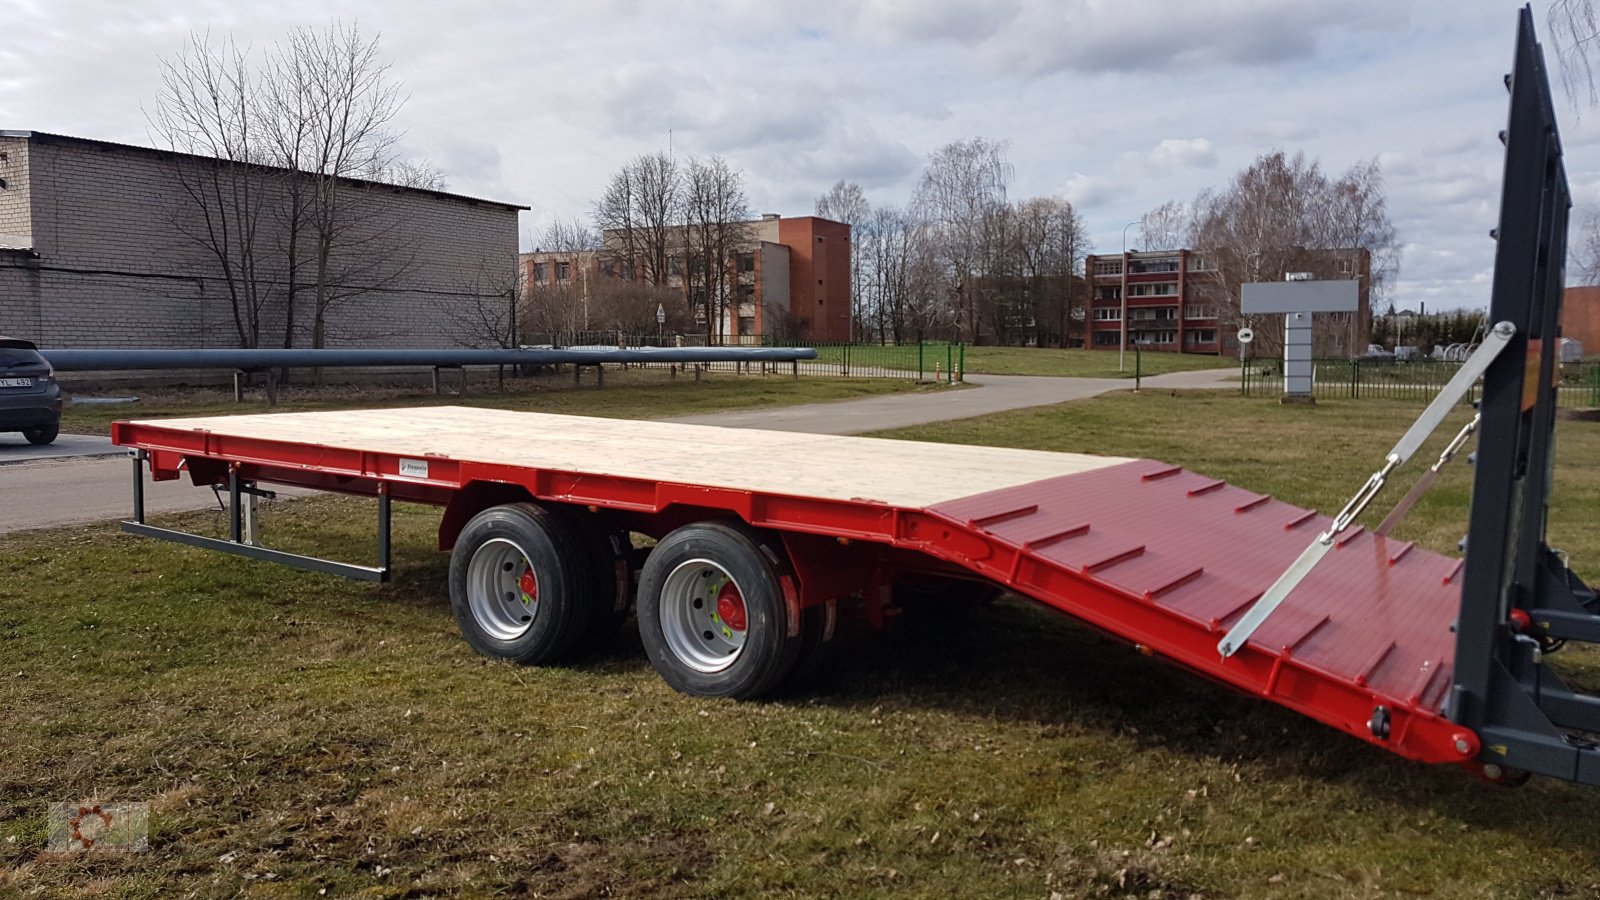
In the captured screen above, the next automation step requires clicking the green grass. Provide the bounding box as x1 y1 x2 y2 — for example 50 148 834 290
60 370 921 437
804 343 1235 379
958 346 1234 378
5 391 1600 896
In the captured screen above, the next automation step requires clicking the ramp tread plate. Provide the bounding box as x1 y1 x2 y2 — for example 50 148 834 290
930 458 1461 710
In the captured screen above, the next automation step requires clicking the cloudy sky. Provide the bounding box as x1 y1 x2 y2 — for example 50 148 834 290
6 0 1598 311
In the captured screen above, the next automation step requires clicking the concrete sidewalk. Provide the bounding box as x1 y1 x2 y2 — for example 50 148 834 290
667 366 1237 435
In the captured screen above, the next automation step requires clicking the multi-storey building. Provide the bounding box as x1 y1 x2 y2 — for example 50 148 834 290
520 214 851 343
1084 247 1372 356
1083 249 1224 354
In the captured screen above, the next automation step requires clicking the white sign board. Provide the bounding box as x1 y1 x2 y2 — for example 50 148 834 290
1241 280 1359 314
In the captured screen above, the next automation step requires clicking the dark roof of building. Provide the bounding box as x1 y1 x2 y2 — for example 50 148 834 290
0 130 529 212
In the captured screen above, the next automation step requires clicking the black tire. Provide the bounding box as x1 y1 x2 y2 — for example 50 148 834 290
563 512 634 646
637 522 804 699
777 602 836 694
22 422 58 446
449 503 596 665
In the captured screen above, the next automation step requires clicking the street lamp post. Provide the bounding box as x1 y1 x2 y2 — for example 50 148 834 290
1119 221 1138 373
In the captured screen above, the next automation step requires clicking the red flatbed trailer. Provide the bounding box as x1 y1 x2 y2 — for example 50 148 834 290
109 406 1479 770
105 9 1600 787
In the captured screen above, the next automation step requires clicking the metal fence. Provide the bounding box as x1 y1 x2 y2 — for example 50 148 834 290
535 334 967 381
1240 357 1600 407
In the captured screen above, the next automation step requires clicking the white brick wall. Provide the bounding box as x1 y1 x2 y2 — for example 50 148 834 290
0 134 521 349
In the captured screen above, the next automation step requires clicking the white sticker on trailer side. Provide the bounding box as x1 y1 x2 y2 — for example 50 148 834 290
398 458 430 479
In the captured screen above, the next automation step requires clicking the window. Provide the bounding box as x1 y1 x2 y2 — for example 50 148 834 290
1183 305 1215 320
1093 307 1121 321
556 261 571 282
1094 331 1120 345
1186 255 1214 272
1093 261 1123 276
738 253 755 273
1129 259 1179 275
1146 330 1176 344
1130 307 1177 322
1186 329 1217 345
533 262 548 284
1099 287 1121 302
738 316 756 334
669 257 682 276
1337 258 1354 274
1128 282 1178 297
599 259 615 277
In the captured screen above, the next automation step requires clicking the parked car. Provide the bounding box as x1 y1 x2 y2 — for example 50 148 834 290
0 336 62 445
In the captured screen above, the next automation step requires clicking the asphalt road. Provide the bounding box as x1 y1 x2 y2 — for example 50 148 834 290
0 432 121 463
0 368 1235 536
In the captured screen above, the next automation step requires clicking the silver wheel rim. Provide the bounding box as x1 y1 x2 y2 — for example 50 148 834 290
467 537 539 641
659 558 749 674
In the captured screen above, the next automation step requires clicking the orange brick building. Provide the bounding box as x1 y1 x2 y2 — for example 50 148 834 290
1563 286 1600 353
520 214 852 343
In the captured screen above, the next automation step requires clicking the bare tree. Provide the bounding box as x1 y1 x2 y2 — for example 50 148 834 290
684 156 752 343
594 153 681 285
1190 150 1398 356
439 264 521 348
816 180 870 339
1012 197 1090 347
1572 211 1600 284
152 21 430 363
278 22 407 352
1139 200 1191 252
912 138 1013 342
151 32 274 348
1550 1 1600 109
588 277 691 336
522 218 598 335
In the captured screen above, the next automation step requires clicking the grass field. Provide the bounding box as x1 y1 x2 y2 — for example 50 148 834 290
4 390 1600 896
58 370 921 437
804 344 1236 379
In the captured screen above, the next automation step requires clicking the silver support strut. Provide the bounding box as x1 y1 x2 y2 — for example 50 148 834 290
1217 322 1517 658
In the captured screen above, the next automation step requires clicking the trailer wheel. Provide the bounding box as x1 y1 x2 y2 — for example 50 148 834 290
637 522 803 699
564 513 634 645
450 503 594 665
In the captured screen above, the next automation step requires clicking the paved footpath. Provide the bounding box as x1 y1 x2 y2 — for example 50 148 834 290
0 367 1236 535
668 366 1236 433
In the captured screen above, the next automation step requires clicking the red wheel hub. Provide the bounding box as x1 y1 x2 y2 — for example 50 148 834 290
715 582 747 631
519 567 538 602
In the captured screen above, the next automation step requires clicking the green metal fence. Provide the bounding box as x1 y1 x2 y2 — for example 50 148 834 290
578 339 967 381
1241 358 1600 407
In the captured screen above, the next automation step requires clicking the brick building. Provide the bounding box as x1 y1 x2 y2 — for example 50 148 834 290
1083 247 1371 356
1563 286 1600 353
520 214 851 342
0 131 524 350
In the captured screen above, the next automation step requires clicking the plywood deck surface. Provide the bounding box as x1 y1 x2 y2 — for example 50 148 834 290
127 406 1131 509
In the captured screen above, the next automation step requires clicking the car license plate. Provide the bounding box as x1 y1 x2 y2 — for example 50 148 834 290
0 377 31 388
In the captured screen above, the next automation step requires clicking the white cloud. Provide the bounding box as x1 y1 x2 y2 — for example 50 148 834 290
0 0 1541 305
1147 138 1217 171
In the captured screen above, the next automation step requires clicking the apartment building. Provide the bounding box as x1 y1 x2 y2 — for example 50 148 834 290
1084 247 1371 356
520 214 851 342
